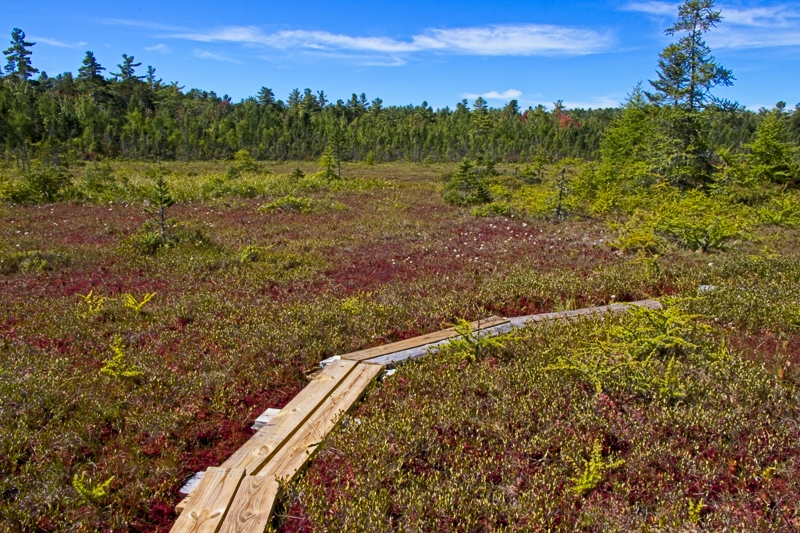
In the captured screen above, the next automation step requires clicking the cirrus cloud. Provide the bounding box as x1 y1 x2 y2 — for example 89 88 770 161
167 23 613 57
30 36 88 49
144 43 171 53
463 89 524 100
193 49 241 63
623 2 800 48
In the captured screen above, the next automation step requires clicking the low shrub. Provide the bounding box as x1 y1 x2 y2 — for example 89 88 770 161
260 195 314 213
610 190 752 253
3 166 73 203
0 249 69 274
757 193 800 227
471 202 512 217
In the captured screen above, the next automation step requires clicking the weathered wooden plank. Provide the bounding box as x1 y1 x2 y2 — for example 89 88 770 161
170 467 245 533
216 476 280 533
220 359 357 475
257 362 383 479
342 316 509 362
366 300 663 366
176 493 192 515
215 363 383 533
512 299 662 325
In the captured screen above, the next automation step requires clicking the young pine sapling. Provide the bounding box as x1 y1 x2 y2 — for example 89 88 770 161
144 168 175 241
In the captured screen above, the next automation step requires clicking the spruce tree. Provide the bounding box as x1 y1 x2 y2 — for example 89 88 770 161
144 170 176 240
747 111 797 185
648 0 734 111
646 0 735 187
327 126 346 178
3 28 38 81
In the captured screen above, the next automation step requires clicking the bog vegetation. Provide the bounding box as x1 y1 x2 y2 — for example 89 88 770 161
1 0 800 531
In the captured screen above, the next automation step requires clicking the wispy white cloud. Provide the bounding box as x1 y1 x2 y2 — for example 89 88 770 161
622 1 675 16
417 25 612 55
722 5 800 27
463 89 523 100
558 95 623 109
193 49 241 63
523 95 623 109
168 23 613 57
270 51 407 66
30 36 87 49
144 43 171 53
623 1 800 48
457 90 620 109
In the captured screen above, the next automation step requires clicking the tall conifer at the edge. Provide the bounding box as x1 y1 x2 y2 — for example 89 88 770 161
3 28 38 82
77 51 106 83
647 0 734 187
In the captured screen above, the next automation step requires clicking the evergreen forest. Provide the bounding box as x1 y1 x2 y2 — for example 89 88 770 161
0 25 797 168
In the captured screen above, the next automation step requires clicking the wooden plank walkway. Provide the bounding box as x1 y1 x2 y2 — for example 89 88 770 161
342 315 509 361
170 299 660 533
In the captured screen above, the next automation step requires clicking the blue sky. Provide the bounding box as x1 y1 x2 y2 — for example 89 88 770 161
4 0 800 110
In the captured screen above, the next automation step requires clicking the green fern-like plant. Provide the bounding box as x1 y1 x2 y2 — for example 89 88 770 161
76 290 107 319
448 318 506 363
600 301 710 361
569 439 625 496
688 498 706 524
73 472 114 502
546 301 708 395
122 292 156 314
100 337 143 379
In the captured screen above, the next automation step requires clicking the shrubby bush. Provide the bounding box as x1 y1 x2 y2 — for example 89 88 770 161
443 159 493 206
259 195 314 213
1 165 73 203
0 249 69 274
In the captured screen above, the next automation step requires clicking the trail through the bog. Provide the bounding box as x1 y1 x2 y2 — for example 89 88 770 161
170 299 661 533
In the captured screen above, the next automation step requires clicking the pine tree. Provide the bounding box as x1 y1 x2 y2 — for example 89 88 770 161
287 88 301 109
327 126 346 178
4 28 38 81
647 0 734 112
302 88 318 112
77 51 105 83
145 66 161 89
114 54 143 82
257 86 275 106
144 170 176 240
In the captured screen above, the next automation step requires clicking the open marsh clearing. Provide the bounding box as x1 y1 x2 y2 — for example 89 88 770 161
1 162 799 531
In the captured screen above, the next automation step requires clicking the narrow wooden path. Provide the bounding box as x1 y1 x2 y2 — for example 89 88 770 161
170 299 660 533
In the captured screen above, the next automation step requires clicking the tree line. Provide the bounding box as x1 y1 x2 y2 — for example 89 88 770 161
1 17 798 170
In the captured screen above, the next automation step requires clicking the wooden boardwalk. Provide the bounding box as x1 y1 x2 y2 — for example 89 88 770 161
170 299 660 533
